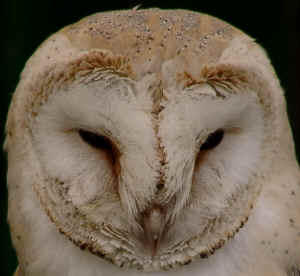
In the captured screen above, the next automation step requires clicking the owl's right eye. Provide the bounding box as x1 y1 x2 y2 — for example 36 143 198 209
78 129 118 165
79 129 113 151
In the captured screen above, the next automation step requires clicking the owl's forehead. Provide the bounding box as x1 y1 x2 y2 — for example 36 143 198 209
14 8 263 126
60 9 243 80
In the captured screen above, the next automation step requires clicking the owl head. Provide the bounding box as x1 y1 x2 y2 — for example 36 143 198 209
5 8 297 273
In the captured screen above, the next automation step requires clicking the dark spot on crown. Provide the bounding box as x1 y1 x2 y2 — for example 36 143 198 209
200 252 208 258
183 260 192 265
285 249 289 255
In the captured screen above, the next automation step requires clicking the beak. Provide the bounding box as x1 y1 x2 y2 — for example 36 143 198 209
142 207 165 256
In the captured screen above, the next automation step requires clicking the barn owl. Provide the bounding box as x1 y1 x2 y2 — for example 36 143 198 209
4 8 300 276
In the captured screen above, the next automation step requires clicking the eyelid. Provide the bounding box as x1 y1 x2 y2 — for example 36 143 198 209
200 129 224 151
78 129 114 151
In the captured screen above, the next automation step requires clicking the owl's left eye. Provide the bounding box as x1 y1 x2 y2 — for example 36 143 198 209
200 129 224 151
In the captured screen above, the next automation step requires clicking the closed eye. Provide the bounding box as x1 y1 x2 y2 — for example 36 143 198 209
200 129 224 151
78 129 118 164
79 129 113 150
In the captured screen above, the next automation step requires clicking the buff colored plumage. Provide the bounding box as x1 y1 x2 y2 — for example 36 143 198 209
5 8 300 276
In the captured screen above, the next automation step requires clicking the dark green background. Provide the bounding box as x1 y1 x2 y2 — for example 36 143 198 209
1 0 299 275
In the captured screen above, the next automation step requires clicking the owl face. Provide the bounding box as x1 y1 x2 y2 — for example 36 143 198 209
5 9 286 272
